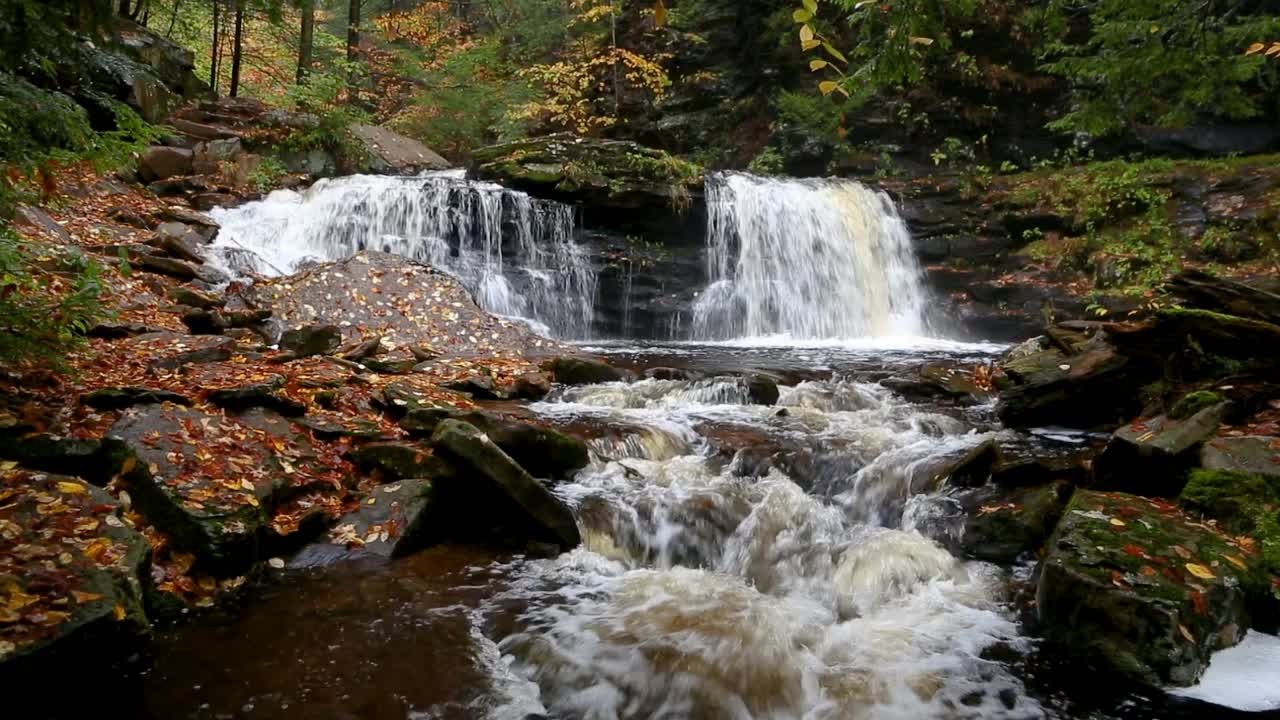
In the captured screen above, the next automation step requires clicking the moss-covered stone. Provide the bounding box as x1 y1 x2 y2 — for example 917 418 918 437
1201 436 1280 483
470 134 703 210
1170 391 1224 420
962 480 1073 562
1093 401 1230 496
1037 490 1265 686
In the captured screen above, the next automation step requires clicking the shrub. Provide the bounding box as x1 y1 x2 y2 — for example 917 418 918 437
0 223 105 364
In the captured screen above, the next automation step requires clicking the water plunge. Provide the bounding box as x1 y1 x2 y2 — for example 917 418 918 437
206 171 599 338
693 172 931 340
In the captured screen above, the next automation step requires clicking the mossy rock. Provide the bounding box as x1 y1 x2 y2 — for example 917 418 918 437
1201 436 1280 483
1093 401 1231 496
545 355 629 386
291 479 441 568
470 134 704 210
1037 490 1266 686
962 480 1074 562
1170 390 1224 420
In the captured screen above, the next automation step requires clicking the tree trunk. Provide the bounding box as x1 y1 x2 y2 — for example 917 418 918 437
209 0 220 93
228 0 245 97
297 0 315 84
347 0 361 65
166 0 183 37
118 0 131 16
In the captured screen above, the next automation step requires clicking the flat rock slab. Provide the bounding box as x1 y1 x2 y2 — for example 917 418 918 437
961 480 1073 562
109 405 352 575
1201 436 1280 482
997 344 1150 428
290 479 438 568
254 252 565 361
1094 402 1231 495
1037 490 1268 687
0 469 149 690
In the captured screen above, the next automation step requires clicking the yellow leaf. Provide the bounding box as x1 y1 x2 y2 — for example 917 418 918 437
802 38 822 51
793 9 813 23
1109 518 1126 527
0 460 16 472
810 59 829 71
1267 44 1280 57
71 591 105 604
113 604 128 621
1223 554 1248 571
800 25 815 44
57 481 87 496
1185 563 1216 580
818 80 840 96
1246 42 1267 55
1178 623 1195 643
803 0 818 12
654 1 667 28
909 36 935 46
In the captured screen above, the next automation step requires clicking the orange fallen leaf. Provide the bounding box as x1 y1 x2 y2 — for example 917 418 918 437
71 591 105 604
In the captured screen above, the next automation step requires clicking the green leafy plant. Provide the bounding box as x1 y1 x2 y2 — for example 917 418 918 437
0 223 105 364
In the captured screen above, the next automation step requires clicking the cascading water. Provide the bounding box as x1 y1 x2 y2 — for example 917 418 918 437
693 172 930 340
205 171 599 338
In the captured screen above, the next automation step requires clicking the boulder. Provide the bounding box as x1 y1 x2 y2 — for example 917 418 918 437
109 406 351 575
744 372 781 406
960 480 1073 562
997 343 1151 429
206 378 305 417
1093 401 1231 496
545 356 627 386
431 419 580 550
156 206 219 236
347 124 449 175
346 442 454 484
290 479 439 568
125 332 234 370
448 411 590 481
0 434 115 485
170 287 224 309
1168 270 1280 326
1037 490 1263 686
192 138 243 175
138 146 193 182
145 221 206 263
0 469 150 699
470 134 704 210
1201 436 1280 483
279 324 341 357
883 362 992 405
910 438 999 493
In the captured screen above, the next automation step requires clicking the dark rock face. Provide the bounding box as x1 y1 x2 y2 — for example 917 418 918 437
744 373 780 406
1036 490 1260 687
431 419 581 551
1093 402 1231 496
961 480 1073 562
82 386 192 410
448 411 590 481
997 344 1149 429
346 442 455 484
546 356 627 386
1200 436 1280 482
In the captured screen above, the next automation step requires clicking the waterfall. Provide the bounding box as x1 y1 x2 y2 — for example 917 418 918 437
205 171 599 339
692 172 930 340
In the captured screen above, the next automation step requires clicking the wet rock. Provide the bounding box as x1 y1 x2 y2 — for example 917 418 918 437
138 145 193 182
145 221 207 263
449 411 590 481
431 419 580 550
997 343 1149 429
363 358 418 374
109 406 349 575
883 362 991 404
339 336 383 362
191 192 238 212
155 206 219 235
82 386 192 410
1036 490 1262 686
960 480 1073 562
180 308 228 334
1170 390 1224 420
1093 402 1231 496
170 286 225 309
910 439 999 493
744 372 781 406
347 124 449 175
206 377 304 416
399 407 456 436
990 449 1092 488
346 442 454 484
87 322 158 339
134 253 204 280
645 367 701 381
546 356 627 386
1201 436 1280 482
290 479 438 567
279 324 341 358
0 469 150 698
295 416 395 441
441 374 502 400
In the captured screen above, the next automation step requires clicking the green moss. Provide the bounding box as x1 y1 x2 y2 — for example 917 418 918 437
1170 391 1224 420
1181 469 1280 534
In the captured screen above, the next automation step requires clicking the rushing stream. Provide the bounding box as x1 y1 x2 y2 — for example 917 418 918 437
147 174 1272 719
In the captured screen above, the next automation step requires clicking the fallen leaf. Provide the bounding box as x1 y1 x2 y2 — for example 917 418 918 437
1178 624 1195 643
1185 563 1216 580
